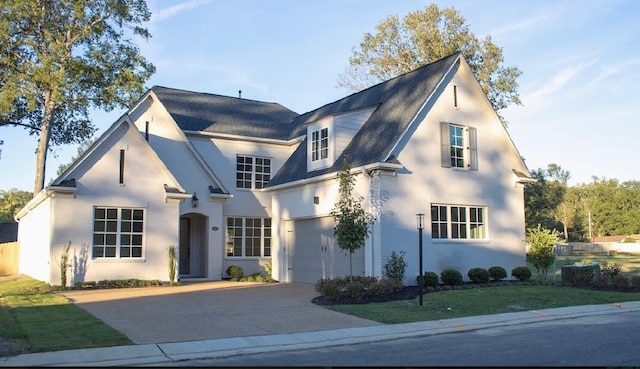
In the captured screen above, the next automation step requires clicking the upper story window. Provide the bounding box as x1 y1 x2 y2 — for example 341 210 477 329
311 127 328 161
236 155 271 189
440 122 478 171
93 207 144 258
431 204 487 240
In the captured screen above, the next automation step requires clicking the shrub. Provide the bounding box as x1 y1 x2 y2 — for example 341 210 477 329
368 278 402 296
424 271 439 287
631 275 640 288
593 274 609 289
440 268 463 285
601 262 623 280
383 251 408 282
526 225 560 280
226 265 244 281
488 266 507 281
512 266 532 282
467 268 490 283
572 270 593 288
613 275 630 290
315 278 341 301
315 276 401 301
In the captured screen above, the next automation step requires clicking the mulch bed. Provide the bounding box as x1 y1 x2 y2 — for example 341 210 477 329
312 286 421 305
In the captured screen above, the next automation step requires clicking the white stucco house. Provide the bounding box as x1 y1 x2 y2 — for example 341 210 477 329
16 52 533 286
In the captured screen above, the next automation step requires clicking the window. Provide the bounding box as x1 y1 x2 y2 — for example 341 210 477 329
93 207 144 258
236 155 271 189
431 204 486 240
311 127 328 161
440 122 478 170
119 150 125 184
226 217 271 257
450 125 464 168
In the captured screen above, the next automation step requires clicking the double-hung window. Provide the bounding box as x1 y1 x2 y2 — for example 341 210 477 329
93 207 144 258
236 155 271 189
430 204 486 240
226 217 271 257
440 122 478 170
311 127 328 162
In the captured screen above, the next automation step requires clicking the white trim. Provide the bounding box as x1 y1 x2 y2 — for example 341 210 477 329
385 53 461 160
264 161 402 192
184 130 304 146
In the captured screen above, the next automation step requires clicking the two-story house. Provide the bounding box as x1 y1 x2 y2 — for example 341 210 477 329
16 52 533 286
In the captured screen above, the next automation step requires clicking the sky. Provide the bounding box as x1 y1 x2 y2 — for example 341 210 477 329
1 0 638 192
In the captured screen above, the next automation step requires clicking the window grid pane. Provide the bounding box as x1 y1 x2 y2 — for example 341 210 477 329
450 125 465 168
431 204 486 240
320 128 328 159
431 205 448 239
236 155 271 189
226 217 272 257
93 207 144 259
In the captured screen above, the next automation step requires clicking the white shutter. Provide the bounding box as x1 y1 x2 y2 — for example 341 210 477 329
468 126 478 171
440 122 451 168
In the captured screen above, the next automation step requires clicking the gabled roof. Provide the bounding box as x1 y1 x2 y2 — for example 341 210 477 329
269 52 461 187
16 116 191 221
151 86 302 140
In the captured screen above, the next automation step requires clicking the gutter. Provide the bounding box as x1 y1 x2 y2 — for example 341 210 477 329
263 161 403 192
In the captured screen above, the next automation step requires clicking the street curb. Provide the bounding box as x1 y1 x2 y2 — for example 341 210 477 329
3 301 640 366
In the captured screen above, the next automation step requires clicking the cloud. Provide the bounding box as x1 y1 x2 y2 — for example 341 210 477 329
524 62 595 106
488 14 549 37
150 0 212 23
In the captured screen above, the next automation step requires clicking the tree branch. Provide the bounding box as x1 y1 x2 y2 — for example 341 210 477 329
0 121 42 131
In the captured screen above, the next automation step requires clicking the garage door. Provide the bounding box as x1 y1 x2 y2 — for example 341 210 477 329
286 217 365 284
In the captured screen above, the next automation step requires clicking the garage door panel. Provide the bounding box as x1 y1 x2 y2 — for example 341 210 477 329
287 217 365 284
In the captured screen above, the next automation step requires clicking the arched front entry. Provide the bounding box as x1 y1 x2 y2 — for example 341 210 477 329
179 213 208 278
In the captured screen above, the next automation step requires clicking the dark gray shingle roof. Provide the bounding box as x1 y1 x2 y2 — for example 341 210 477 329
269 52 461 187
151 86 302 140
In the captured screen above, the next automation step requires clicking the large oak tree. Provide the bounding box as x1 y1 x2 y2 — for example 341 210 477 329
0 0 155 194
338 4 522 125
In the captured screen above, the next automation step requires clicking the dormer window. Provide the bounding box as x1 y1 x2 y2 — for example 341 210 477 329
311 127 328 161
307 119 333 171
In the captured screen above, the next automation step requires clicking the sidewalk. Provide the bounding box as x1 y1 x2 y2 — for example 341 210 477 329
3 301 640 367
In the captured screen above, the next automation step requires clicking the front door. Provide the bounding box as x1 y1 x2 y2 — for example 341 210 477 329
179 217 191 275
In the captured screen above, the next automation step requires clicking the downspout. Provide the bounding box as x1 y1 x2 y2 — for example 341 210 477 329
363 169 382 278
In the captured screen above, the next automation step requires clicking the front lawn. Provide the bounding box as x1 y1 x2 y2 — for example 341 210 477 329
325 284 640 324
0 275 132 355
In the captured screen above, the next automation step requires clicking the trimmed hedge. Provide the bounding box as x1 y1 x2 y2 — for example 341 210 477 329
440 268 463 285
467 268 490 283
511 266 532 281
488 266 507 281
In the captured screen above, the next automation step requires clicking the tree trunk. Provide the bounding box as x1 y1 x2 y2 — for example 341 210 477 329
33 90 56 195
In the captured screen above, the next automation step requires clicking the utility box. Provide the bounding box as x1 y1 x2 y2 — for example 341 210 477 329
561 263 601 284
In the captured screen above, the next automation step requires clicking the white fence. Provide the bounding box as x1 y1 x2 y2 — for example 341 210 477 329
555 242 640 254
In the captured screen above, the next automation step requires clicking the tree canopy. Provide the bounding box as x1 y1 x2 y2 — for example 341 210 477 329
337 4 522 124
525 163 640 240
0 188 33 222
0 0 155 194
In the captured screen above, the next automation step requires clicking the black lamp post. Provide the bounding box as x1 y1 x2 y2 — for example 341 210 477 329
417 213 425 306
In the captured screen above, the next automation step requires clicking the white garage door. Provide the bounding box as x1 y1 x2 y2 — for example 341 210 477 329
286 217 365 284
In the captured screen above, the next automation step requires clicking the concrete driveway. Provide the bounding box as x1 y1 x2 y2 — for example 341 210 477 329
60 281 381 344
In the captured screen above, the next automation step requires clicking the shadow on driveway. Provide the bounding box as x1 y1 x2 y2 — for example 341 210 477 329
60 282 381 344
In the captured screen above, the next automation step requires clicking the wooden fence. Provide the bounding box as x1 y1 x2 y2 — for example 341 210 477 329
0 242 19 276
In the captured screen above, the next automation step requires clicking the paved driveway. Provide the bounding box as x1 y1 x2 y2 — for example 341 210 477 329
60 282 380 344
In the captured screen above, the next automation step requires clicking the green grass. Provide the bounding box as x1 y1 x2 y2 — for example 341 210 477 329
0 275 132 354
534 252 640 281
326 285 640 324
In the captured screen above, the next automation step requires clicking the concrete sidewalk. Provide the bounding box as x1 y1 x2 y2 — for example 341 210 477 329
4 301 640 367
